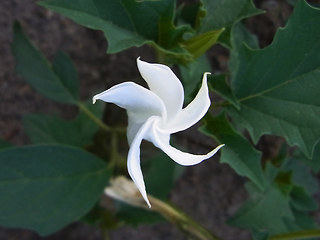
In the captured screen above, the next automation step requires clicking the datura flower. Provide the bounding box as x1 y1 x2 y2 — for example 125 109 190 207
93 58 224 207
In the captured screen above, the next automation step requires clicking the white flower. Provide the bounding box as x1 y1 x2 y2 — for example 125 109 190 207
93 58 224 207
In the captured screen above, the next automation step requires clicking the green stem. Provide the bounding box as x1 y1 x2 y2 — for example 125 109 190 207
105 177 222 240
102 229 110 240
110 132 118 161
270 229 320 240
212 100 230 109
156 48 166 64
78 102 126 134
108 132 126 170
149 196 221 240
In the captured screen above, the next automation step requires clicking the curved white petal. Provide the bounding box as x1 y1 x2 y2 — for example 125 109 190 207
163 73 211 133
150 123 224 166
93 82 167 145
93 82 166 120
127 115 144 146
137 58 184 120
127 116 160 208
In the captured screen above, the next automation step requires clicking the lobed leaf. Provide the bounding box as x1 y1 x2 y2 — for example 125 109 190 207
230 160 318 235
201 113 265 190
199 0 262 32
209 74 239 109
228 1 320 158
297 141 320 173
0 144 110 235
199 0 263 45
229 181 294 234
39 0 190 58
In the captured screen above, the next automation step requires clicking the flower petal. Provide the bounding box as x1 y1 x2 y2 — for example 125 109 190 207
93 82 166 118
93 82 167 144
150 123 224 166
127 116 160 208
137 58 184 120
163 73 211 133
127 115 144 146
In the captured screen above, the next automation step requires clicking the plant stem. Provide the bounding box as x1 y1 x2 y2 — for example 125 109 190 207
149 196 221 240
105 177 222 240
270 229 320 240
211 100 231 109
78 102 126 134
156 48 166 64
110 132 118 160
108 132 126 169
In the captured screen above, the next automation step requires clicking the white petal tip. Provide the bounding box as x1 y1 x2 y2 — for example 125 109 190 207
142 193 152 208
216 144 225 151
136 57 143 65
202 72 211 85
92 97 96 104
207 143 225 158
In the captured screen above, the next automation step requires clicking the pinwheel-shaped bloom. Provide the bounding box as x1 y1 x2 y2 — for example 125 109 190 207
93 58 224 207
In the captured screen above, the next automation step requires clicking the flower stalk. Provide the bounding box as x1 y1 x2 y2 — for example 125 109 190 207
149 196 221 240
78 102 126 134
270 229 320 240
105 176 221 240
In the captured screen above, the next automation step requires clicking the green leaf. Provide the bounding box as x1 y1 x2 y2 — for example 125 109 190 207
199 0 262 32
229 181 294 234
274 171 293 196
178 2 204 29
179 54 211 100
209 74 239 109
12 22 78 104
229 163 296 234
228 1 320 158
52 51 79 101
284 210 318 231
290 186 318 212
251 228 269 240
199 0 263 45
230 159 318 235
284 157 319 195
298 141 320 173
229 22 259 77
39 0 190 58
0 144 110 235
182 28 224 60
145 152 182 200
210 23 258 108
201 113 265 190
23 102 102 147
278 158 318 228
